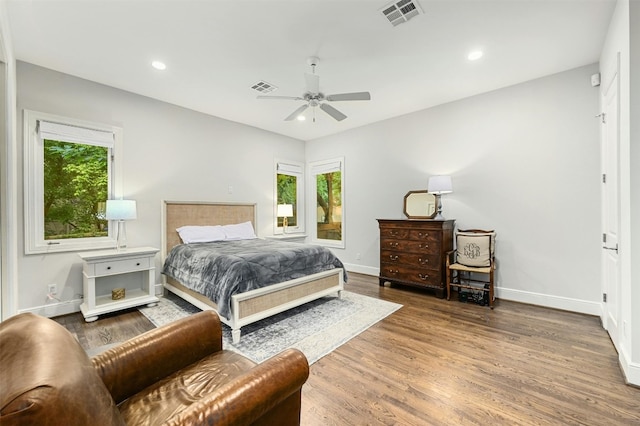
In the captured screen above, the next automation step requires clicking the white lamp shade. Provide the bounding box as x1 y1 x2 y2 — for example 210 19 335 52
427 175 453 195
277 204 294 218
105 200 137 220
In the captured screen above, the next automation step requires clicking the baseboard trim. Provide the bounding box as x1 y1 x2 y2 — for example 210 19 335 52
619 347 640 387
343 263 379 277
496 287 601 316
18 298 83 318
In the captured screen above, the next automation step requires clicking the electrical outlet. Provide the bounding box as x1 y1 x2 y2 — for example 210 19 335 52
356 253 361 260
48 283 57 295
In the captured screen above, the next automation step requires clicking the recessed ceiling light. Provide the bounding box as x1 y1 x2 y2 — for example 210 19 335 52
468 51 483 61
151 60 166 70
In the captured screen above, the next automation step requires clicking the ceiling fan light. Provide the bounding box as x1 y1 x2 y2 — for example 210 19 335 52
297 115 306 121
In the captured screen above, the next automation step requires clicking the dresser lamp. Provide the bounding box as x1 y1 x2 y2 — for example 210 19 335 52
277 204 294 233
106 199 137 250
427 175 453 220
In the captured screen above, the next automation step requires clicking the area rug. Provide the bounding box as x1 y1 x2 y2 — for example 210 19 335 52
138 291 402 364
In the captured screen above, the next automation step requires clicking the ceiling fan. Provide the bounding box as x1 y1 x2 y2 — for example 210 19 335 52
257 56 371 122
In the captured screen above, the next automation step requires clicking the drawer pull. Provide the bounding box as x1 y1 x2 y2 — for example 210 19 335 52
419 244 429 249
388 230 399 236
418 258 428 265
388 242 399 248
389 255 399 261
418 232 429 238
418 273 429 280
388 269 399 275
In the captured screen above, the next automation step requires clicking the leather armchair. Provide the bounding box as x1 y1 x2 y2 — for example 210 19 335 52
0 310 309 425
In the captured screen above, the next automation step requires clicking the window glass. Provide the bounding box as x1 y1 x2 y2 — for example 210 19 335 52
277 173 298 227
310 158 344 247
43 140 109 239
275 160 304 234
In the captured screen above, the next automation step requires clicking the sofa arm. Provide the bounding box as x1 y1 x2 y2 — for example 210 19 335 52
93 310 223 404
165 348 309 426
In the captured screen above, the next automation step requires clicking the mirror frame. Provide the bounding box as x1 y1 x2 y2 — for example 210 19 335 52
403 190 437 219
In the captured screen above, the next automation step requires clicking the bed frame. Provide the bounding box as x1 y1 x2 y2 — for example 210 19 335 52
161 200 344 343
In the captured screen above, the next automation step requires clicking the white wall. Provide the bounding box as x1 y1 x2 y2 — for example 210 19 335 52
599 0 639 386
0 0 18 320
15 62 304 315
307 64 602 315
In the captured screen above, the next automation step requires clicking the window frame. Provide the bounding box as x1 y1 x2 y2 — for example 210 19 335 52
23 109 123 254
274 159 305 235
308 157 345 248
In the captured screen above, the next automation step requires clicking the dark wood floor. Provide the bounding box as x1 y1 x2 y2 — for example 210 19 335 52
55 273 640 425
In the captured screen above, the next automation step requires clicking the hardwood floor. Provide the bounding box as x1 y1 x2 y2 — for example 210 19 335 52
55 273 640 425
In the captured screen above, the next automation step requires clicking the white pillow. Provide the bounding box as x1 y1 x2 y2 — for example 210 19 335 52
221 221 257 240
176 225 226 244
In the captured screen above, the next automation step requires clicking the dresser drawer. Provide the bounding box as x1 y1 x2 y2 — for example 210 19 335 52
380 250 440 270
92 256 150 276
379 264 442 288
379 227 410 239
408 229 441 243
381 238 438 254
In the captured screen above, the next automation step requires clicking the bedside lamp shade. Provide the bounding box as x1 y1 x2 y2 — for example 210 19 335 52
105 200 137 221
427 176 453 220
106 200 137 250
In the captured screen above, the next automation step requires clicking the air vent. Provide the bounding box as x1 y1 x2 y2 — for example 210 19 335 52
250 80 277 94
381 0 422 27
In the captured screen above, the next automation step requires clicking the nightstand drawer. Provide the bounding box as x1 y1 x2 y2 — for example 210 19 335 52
93 256 150 276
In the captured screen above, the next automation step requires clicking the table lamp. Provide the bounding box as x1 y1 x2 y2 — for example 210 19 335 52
277 204 294 233
427 175 453 220
106 199 137 250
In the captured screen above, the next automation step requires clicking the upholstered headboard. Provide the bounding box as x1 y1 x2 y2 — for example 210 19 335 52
162 201 257 259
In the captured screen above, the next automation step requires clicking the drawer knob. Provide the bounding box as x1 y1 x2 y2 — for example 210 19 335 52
418 258 428 264
136 262 141 266
389 255 399 261
389 242 399 248
419 244 429 249
106 266 111 270
388 269 399 275
389 230 399 236
418 232 429 238
418 273 429 280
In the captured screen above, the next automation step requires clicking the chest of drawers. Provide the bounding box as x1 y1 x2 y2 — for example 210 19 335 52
377 219 454 298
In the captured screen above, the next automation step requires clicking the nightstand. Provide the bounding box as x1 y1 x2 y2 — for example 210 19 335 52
78 246 159 322
265 234 307 243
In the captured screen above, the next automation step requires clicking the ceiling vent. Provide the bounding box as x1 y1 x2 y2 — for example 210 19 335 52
381 0 422 27
250 80 277 94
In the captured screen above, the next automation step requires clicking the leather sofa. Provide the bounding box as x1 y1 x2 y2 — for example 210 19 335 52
0 310 309 425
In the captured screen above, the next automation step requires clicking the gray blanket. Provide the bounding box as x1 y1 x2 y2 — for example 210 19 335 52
162 239 346 319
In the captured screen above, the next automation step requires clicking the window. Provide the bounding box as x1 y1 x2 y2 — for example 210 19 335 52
24 110 123 254
275 160 304 234
309 157 344 248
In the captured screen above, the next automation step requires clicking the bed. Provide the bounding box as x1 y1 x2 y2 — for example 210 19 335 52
161 201 345 343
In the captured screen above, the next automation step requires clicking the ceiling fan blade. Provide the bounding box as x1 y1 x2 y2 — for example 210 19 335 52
319 103 347 121
284 104 309 121
257 95 304 101
326 92 371 101
305 73 320 94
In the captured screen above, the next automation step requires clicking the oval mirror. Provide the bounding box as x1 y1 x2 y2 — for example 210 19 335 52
403 190 437 219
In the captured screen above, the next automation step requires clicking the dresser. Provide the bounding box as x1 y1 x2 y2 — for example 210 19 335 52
377 219 455 298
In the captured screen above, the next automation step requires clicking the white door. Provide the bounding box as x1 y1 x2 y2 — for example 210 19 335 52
601 67 620 351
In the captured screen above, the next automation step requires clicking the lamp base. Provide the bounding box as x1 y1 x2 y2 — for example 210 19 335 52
116 220 127 250
433 194 446 220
